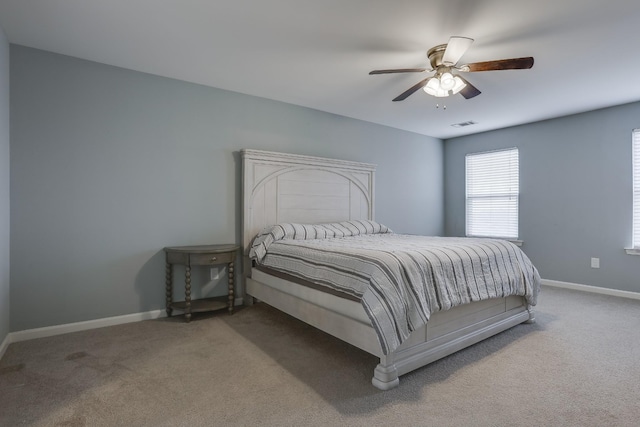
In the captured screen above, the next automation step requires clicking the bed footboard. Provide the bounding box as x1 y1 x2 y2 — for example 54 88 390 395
247 271 532 390
373 302 532 390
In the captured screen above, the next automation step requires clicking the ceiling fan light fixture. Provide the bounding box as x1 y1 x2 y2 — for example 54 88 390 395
423 77 445 97
439 72 455 90
423 74 467 98
450 75 467 95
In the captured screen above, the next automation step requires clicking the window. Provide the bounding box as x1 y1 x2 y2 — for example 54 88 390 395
633 130 640 250
466 148 519 239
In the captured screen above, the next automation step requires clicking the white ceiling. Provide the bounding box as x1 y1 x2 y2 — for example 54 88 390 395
2 0 640 139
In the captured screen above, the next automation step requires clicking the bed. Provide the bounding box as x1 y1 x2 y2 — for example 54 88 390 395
241 149 540 390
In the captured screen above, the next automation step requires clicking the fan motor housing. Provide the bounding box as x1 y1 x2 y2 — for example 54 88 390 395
427 44 447 68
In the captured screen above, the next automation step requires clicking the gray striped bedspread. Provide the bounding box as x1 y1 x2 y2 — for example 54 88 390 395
249 221 541 355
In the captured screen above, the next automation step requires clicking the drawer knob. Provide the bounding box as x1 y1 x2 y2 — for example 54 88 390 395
210 256 217 263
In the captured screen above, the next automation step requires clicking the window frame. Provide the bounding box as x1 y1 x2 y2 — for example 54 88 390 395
465 147 520 241
628 129 640 255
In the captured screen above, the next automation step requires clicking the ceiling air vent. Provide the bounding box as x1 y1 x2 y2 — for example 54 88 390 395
451 120 477 128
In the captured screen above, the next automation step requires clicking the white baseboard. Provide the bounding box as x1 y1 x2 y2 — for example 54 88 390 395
10 309 167 344
542 279 640 301
1 281 636 359
1 297 246 356
0 333 10 361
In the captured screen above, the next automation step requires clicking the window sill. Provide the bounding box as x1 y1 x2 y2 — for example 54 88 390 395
625 248 640 256
467 235 523 247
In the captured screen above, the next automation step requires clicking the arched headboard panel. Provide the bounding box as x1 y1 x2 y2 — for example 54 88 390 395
241 149 376 253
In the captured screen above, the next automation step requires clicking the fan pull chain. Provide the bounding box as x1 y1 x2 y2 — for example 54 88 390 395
436 104 447 110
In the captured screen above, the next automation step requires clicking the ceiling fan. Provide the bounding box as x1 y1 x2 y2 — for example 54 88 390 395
369 36 534 101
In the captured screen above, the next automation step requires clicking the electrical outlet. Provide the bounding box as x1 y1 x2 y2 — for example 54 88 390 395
590 257 600 269
210 267 226 280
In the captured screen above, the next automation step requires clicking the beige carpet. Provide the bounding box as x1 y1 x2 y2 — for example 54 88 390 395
1 285 639 426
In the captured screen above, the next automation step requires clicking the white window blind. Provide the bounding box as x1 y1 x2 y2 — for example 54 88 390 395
633 130 640 249
466 148 519 239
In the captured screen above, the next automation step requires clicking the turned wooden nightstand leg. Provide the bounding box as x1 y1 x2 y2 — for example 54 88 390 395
228 261 235 314
185 265 192 322
165 262 173 317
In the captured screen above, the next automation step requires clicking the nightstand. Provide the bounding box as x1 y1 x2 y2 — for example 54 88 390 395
164 244 240 322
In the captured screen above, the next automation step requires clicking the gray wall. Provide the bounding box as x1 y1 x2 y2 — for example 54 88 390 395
445 104 640 292
10 46 444 332
0 26 9 344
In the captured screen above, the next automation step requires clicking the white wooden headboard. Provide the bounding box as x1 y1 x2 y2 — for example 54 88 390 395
241 149 376 253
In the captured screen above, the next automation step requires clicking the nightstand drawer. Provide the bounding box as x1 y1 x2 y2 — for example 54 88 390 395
189 252 235 266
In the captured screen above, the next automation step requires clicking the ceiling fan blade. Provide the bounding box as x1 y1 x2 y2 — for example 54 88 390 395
457 76 481 99
466 57 534 72
369 68 428 75
392 77 431 101
442 36 474 66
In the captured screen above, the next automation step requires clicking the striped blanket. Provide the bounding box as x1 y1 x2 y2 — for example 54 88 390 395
250 221 541 355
